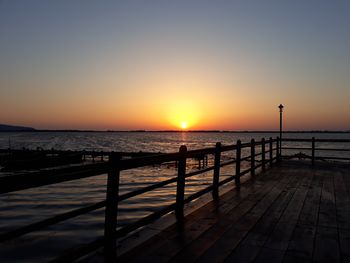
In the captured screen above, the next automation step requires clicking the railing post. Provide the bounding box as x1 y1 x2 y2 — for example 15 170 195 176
269 137 273 166
251 139 255 176
235 140 241 189
261 138 266 171
212 142 221 199
176 145 187 221
312 137 315 166
104 153 120 262
276 137 280 162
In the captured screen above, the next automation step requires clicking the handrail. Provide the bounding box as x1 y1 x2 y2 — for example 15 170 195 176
281 137 350 164
0 136 279 262
283 138 350 143
282 147 350 152
0 162 109 194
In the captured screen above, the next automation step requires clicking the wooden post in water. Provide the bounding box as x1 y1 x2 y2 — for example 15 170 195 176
251 139 255 176
212 142 221 199
261 138 266 171
312 137 315 166
176 145 187 221
269 137 273 166
104 153 120 262
235 140 241 189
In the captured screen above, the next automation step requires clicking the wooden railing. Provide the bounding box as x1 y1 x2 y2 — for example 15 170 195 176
0 148 162 167
0 137 279 262
281 138 350 164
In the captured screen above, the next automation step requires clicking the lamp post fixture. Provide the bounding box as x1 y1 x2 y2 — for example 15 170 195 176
278 104 284 158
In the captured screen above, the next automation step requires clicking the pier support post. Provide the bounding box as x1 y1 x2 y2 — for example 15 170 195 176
235 140 241 189
212 142 221 199
104 153 120 262
312 137 315 166
261 138 266 171
176 145 187 221
251 139 255 176
269 137 273 166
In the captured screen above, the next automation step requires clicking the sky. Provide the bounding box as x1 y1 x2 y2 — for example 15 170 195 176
0 0 349 131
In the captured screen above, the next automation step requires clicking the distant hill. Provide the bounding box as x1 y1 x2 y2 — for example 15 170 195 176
0 124 35 131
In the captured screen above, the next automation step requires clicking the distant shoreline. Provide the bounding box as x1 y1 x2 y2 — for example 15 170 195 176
0 130 349 133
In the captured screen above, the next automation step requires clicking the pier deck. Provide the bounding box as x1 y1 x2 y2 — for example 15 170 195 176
117 161 350 263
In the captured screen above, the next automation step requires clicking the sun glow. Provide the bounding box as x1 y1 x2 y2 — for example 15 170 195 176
166 101 201 130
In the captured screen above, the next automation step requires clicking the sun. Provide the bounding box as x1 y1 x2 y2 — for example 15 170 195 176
167 102 200 130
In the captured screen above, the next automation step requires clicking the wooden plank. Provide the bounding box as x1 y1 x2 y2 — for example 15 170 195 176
333 167 350 261
297 171 323 226
118 172 278 262
241 172 300 248
265 174 311 250
254 248 285 263
119 168 282 262
283 253 312 263
157 173 281 262
222 244 260 263
195 171 289 262
263 171 312 251
115 162 350 263
317 171 337 228
263 222 297 251
311 167 340 262
334 168 350 230
222 173 300 262
339 229 350 262
313 226 340 263
284 169 323 261
285 224 316 260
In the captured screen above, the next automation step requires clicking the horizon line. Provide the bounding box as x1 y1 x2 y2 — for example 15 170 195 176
1 129 350 133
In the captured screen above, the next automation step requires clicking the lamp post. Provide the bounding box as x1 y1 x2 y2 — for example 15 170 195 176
278 104 284 158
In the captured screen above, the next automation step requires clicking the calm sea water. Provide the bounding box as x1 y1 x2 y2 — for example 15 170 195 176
0 132 349 262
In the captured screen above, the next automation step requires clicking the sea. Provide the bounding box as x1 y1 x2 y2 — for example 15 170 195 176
0 131 349 262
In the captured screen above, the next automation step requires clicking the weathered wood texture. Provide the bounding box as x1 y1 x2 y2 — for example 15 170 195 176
117 161 350 263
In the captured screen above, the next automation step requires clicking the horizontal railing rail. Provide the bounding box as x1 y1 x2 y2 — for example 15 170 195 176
283 138 350 143
0 163 109 194
0 137 279 262
281 137 350 164
0 148 163 158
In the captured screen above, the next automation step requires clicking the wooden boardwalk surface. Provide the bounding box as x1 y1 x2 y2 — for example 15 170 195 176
117 161 350 263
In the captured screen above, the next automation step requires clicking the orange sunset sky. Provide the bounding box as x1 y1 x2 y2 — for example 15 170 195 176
0 1 349 131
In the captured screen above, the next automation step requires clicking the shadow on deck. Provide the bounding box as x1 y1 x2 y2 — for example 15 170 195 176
114 161 350 263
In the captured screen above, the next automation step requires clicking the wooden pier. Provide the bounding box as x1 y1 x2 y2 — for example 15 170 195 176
116 160 350 263
0 137 349 262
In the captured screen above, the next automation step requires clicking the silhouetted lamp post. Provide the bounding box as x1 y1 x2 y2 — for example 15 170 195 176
278 104 284 157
